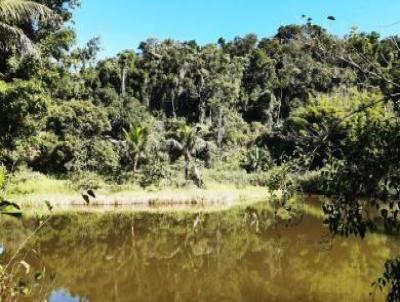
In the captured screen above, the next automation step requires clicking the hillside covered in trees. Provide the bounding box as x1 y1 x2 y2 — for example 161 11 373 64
0 1 398 200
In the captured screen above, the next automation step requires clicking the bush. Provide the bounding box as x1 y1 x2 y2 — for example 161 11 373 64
295 170 326 194
70 171 106 191
91 140 120 173
240 146 272 173
140 150 171 188
203 168 251 188
223 112 252 147
7 167 71 196
248 172 271 187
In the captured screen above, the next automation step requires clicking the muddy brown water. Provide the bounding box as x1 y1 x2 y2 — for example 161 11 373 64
0 200 398 302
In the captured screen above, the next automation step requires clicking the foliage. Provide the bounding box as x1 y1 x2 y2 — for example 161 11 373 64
70 170 105 191
0 165 22 217
240 146 272 173
37 100 112 173
123 122 149 172
166 122 213 187
0 0 53 54
0 80 50 160
373 258 400 302
140 147 171 188
0 165 6 199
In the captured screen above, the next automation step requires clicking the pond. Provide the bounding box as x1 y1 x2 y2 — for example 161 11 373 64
0 199 398 301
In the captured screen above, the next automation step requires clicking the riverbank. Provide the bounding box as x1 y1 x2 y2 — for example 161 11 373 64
6 170 271 213
16 185 270 212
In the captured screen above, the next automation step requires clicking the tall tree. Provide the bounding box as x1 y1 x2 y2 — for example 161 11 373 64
117 50 135 97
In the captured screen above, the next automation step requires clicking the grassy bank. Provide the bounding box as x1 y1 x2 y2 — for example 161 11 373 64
5 169 271 213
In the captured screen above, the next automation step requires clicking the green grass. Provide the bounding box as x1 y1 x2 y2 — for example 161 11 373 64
8 170 73 196
4 167 333 220
5 168 271 213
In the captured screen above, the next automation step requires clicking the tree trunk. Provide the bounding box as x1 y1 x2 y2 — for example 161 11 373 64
217 106 225 147
144 95 150 108
121 67 127 97
133 153 139 172
192 164 203 188
277 87 283 124
184 152 202 188
142 76 150 108
184 151 191 180
171 91 177 118
199 102 206 124
171 98 176 118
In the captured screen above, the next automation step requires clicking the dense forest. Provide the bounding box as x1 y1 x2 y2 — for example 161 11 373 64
1 1 398 195
0 0 400 300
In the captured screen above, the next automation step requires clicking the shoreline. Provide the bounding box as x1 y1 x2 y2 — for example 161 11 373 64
13 186 271 213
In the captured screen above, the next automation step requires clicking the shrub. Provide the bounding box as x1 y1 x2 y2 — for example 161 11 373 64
86 140 120 174
70 171 106 191
240 146 272 173
140 150 171 188
295 170 326 194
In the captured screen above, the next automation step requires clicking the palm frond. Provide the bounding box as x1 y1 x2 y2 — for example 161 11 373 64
193 139 213 166
0 21 34 53
166 139 184 162
0 0 53 24
123 124 149 151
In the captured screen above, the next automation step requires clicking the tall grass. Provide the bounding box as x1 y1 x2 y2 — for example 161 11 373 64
8 169 73 196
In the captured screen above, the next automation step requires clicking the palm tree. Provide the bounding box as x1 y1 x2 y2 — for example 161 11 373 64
166 122 212 188
0 0 53 53
124 122 149 172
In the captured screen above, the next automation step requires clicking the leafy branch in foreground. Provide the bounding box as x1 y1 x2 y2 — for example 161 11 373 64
372 259 400 302
0 0 54 53
0 165 21 217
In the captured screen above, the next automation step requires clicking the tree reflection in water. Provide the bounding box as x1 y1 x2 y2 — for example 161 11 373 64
0 201 396 302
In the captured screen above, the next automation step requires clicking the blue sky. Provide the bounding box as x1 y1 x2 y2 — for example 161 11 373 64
73 0 400 58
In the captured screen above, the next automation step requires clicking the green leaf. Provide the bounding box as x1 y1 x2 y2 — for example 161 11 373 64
0 200 22 217
44 200 53 212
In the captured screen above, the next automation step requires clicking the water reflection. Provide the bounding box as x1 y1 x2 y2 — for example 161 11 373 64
0 201 397 301
50 289 86 302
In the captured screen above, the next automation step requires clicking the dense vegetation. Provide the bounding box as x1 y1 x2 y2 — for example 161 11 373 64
0 0 399 300
0 3 398 192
